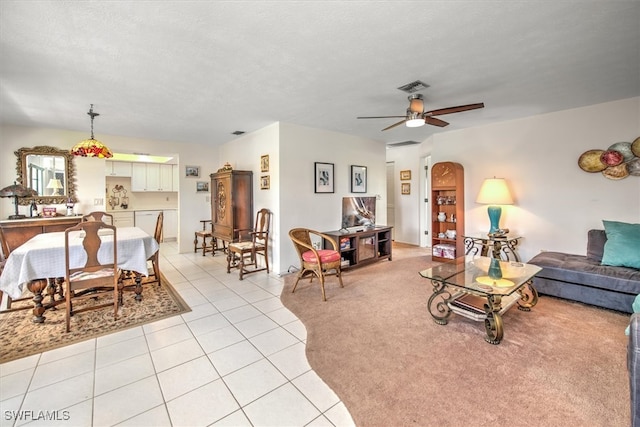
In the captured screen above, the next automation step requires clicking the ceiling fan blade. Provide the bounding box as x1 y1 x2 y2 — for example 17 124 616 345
357 115 407 119
382 119 407 131
425 103 485 116
424 116 449 127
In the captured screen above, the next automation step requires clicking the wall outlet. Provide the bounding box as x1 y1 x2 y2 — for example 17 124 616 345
94 198 103 205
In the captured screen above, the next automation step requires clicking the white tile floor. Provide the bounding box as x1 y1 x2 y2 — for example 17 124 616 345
0 242 355 427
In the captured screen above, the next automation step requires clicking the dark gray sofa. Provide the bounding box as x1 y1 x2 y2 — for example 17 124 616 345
528 229 640 314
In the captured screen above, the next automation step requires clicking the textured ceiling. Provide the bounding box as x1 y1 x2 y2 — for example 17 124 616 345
1 1 638 151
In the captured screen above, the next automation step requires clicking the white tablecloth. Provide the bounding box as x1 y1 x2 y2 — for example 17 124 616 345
0 227 159 299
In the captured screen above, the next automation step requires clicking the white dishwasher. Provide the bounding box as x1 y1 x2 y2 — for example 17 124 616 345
134 210 162 238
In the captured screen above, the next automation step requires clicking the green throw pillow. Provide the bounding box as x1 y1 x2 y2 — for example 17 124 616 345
601 220 640 269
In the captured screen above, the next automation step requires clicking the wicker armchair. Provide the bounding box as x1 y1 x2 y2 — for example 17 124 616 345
288 228 343 301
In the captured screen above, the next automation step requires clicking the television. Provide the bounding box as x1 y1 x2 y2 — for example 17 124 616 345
341 196 376 230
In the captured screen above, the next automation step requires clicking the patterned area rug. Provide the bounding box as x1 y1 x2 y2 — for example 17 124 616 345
0 274 190 364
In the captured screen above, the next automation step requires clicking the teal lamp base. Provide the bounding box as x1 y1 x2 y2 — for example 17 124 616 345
488 258 503 280
487 205 502 234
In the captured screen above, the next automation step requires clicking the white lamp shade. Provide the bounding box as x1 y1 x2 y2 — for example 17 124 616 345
476 178 513 205
46 179 63 189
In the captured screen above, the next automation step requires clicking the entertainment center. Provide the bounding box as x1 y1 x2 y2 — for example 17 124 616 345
321 196 392 269
322 226 392 269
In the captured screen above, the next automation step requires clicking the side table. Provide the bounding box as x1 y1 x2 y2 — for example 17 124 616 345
464 234 522 262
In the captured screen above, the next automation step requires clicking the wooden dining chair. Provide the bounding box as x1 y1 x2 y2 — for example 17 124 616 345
0 226 33 313
288 228 344 301
120 211 163 294
64 220 120 332
82 211 114 225
227 209 271 280
148 211 163 286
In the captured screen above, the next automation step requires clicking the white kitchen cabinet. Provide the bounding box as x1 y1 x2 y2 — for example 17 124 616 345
105 161 132 177
172 165 179 191
112 211 134 227
159 164 174 191
145 163 161 190
131 163 147 191
163 209 178 241
131 163 175 192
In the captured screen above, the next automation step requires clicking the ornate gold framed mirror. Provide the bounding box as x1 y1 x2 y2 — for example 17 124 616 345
15 146 78 205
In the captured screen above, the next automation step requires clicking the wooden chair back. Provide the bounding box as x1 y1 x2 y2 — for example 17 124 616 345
64 220 119 332
82 211 114 225
227 209 272 280
153 212 164 244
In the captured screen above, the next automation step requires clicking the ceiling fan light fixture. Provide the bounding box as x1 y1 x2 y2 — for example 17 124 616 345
407 94 424 113
405 111 424 128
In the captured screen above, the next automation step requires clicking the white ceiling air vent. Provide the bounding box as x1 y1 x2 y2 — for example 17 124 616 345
397 80 430 94
387 140 421 148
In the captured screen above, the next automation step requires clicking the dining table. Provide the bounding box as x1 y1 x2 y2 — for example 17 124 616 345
0 226 159 323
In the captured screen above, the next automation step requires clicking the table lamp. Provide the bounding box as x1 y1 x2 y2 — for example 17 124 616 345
476 178 513 235
0 181 38 219
47 178 63 196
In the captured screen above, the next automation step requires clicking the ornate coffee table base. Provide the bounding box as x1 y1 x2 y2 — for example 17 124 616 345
427 277 539 345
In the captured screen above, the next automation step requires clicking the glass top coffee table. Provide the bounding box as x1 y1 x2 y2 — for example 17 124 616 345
419 255 542 344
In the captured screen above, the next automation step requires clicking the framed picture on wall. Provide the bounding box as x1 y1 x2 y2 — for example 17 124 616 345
185 165 200 178
400 170 411 180
261 155 269 172
196 181 209 192
314 162 334 193
401 182 411 195
260 175 270 190
350 165 367 193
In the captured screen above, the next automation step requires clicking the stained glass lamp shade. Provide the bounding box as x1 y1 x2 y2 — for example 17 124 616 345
71 104 113 158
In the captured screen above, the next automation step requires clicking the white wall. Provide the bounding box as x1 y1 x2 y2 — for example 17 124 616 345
218 122 387 275
278 123 387 275
385 143 428 245
0 124 219 254
395 97 640 262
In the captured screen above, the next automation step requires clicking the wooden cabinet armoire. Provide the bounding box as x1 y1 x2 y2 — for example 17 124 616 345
210 169 253 243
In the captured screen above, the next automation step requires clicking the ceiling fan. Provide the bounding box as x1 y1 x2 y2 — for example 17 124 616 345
357 94 484 131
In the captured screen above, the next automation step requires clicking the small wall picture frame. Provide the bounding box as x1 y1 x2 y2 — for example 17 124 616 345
260 175 270 190
400 170 411 180
261 155 270 172
42 207 57 217
401 182 411 195
185 165 200 178
314 162 334 193
350 165 367 193
196 181 209 192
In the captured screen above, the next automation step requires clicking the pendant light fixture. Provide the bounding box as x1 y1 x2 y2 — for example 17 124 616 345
70 104 113 158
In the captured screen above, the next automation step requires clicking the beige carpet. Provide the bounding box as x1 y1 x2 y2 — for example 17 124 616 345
281 244 631 427
0 274 190 364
